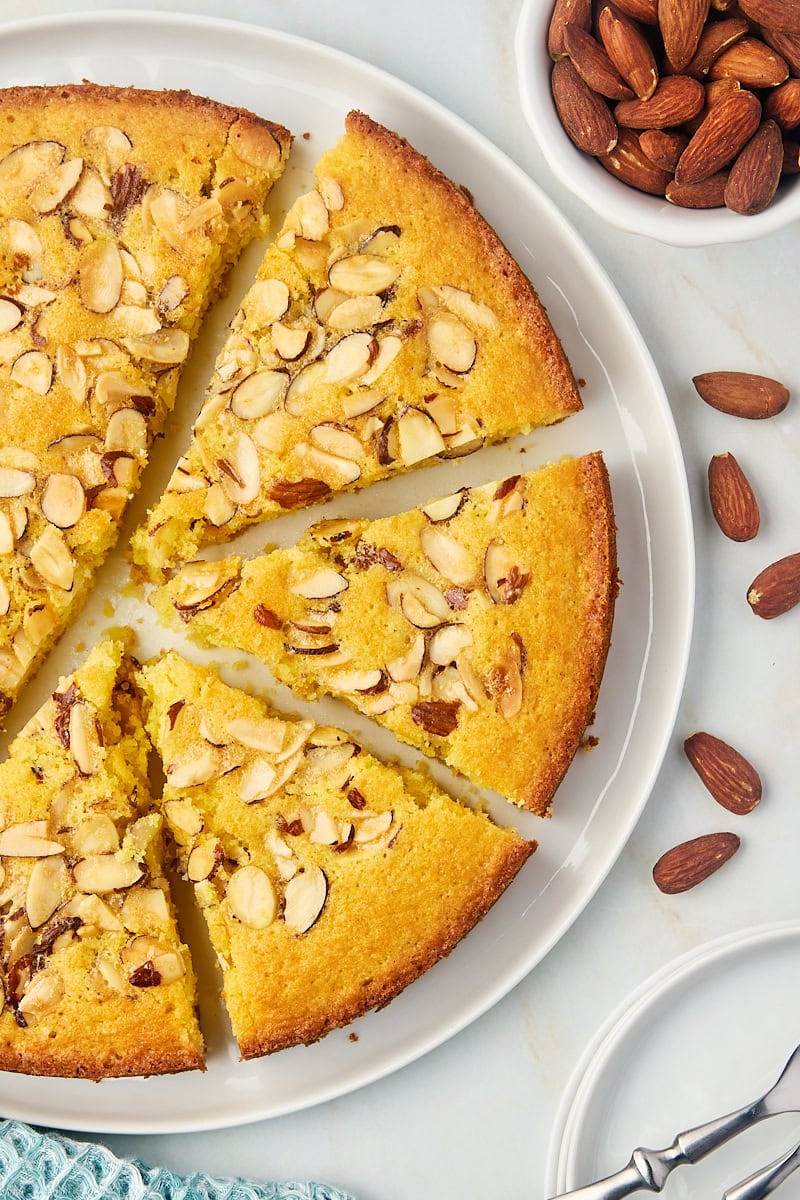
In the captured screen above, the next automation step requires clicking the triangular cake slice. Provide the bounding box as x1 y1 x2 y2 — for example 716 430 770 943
0 83 291 721
152 453 616 814
130 110 580 581
0 638 203 1078
139 652 533 1057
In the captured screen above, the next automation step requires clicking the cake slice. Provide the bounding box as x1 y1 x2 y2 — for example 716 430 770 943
139 652 533 1058
130 109 580 581
152 453 617 814
0 83 291 721
0 638 203 1078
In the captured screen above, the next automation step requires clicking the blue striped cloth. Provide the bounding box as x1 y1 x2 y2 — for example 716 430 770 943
0 1120 354 1200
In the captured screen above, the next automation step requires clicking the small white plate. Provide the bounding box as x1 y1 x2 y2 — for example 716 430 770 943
0 10 693 1134
547 922 800 1199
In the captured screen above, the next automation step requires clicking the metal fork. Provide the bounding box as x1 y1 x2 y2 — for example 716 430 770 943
723 1138 800 1200
551 1042 800 1199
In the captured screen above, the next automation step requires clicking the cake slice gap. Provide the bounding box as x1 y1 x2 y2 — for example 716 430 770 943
0 637 204 1079
130 109 581 583
0 83 291 722
138 651 533 1058
151 453 617 815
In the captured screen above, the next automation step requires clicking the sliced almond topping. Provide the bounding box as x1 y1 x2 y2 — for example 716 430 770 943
55 347 88 404
71 166 112 218
428 623 473 665
421 490 468 523
226 864 277 929
318 176 344 211
82 125 132 181
326 294 384 331
420 525 476 584
397 407 446 465
41 473 86 529
248 278 290 324
290 567 348 599
353 810 394 843
30 156 83 214
17 971 64 1019
171 560 238 615
387 633 426 682
167 746 220 788
330 668 384 693
10 350 52 395
314 287 347 324
309 422 362 461
329 254 400 295
187 839 223 883
104 408 148 458
283 866 327 933
282 362 324 417
342 388 383 419
158 274 189 312
0 299 22 334
226 716 287 753
426 394 459 435
442 423 484 458
324 332 375 384
0 825 65 857
309 810 341 845
216 432 260 506
239 759 278 804
484 540 530 604
0 578 9 617
93 370 152 415
432 285 498 329
361 335 403 386
289 188 330 241
22 600 56 647
487 651 524 719
73 854 144 893
30 525 75 591
25 856 69 929
456 653 488 704
0 140 65 193
5 218 43 280
299 442 361 484
164 799 204 838
230 370 288 420
0 467 36 498
275 720 314 763
72 893 124 933
72 814 119 856
386 574 451 623
68 702 99 776
79 241 123 313
428 312 477 373
272 322 312 362
122 328 190 364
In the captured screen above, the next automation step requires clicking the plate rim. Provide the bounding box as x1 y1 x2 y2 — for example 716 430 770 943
0 7 695 1134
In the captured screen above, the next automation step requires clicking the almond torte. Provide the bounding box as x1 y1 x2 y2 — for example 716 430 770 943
130 109 581 581
0 83 291 723
151 453 617 814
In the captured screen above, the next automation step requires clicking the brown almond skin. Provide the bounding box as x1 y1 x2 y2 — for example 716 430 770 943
725 120 783 214
667 171 728 207
598 127 672 192
692 371 790 418
738 0 800 34
676 89 762 184
765 80 800 131
598 5 659 100
747 552 800 619
684 732 762 814
782 139 800 174
615 74 705 128
551 58 620 155
564 24 635 100
653 832 740 894
611 0 659 24
685 17 750 79
659 0 710 71
761 27 800 76
548 0 593 60
708 453 760 540
639 128 689 170
709 37 790 88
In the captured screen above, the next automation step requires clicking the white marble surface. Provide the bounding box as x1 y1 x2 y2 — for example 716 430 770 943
2 2 799 1198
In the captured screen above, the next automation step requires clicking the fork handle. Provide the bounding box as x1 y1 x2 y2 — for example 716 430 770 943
723 1140 800 1200
552 1100 761 1199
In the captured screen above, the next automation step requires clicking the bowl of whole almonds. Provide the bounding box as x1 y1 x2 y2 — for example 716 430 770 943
515 0 800 246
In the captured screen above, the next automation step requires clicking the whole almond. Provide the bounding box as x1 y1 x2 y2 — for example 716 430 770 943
611 0 659 22
684 78 742 136
747 552 800 619
712 0 739 9
685 16 750 78
551 58 620 155
639 127 689 169
653 832 740 894
738 0 800 34
708 452 760 540
599 127 672 192
782 138 800 173
709 37 790 88
564 24 635 99
685 732 762 815
725 120 783 214
548 0 592 60
598 5 659 100
692 370 790 418
659 0 711 70
765 79 800 130
675 89 762 184
615 74 705 128
761 27 800 75
666 170 728 206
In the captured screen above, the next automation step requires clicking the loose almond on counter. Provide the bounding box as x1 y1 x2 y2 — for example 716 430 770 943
653 832 741 893
747 552 800 618
693 371 790 418
684 731 762 814
708 452 760 540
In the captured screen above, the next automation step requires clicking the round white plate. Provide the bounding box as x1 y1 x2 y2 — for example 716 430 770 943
0 11 693 1134
547 922 800 1200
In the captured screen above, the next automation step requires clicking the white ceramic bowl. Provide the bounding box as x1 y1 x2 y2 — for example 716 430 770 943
515 0 800 247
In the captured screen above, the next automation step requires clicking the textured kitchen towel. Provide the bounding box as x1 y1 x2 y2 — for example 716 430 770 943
0 1119 355 1200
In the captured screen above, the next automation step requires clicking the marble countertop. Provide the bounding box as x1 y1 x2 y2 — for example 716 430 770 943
2 3 799 1198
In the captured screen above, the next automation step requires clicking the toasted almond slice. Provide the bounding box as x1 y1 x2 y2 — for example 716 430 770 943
69 702 99 776
0 825 65 857
79 241 123 313
427 312 477 373
73 854 144 893
290 567 348 598
421 491 468 523
309 810 341 845
201 483 235 527
167 746 220 788
72 814 119 856
329 254 399 295
82 125 132 180
226 716 287 753
72 893 124 932
164 799 204 838
0 299 22 334
283 865 327 933
30 156 83 214
239 759 278 803
420 525 475 585
387 633 426 682
41 473 86 529
30 525 74 591
309 422 362 461
360 334 403 385
324 332 375 383
0 140 65 192
226 864 277 929
218 433 260 505
386 574 451 623
26 856 69 929
327 294 384 331
330 668 384 693
432 285 498 330
456 654 488 704
5 218 43 280
17 971 64 1019
105 408 148 456
0 467 36 497
187 839 223 882
0 578 10 616
442 422 484 458
397 407 446 465
353 811 394 843
426 394 458 435
123 328 190 363
158 274 189 312
248 278 291 324
10 350 52 395
272 322 312 362
230 370 288 420
484 540 530 604
429 623 473 665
